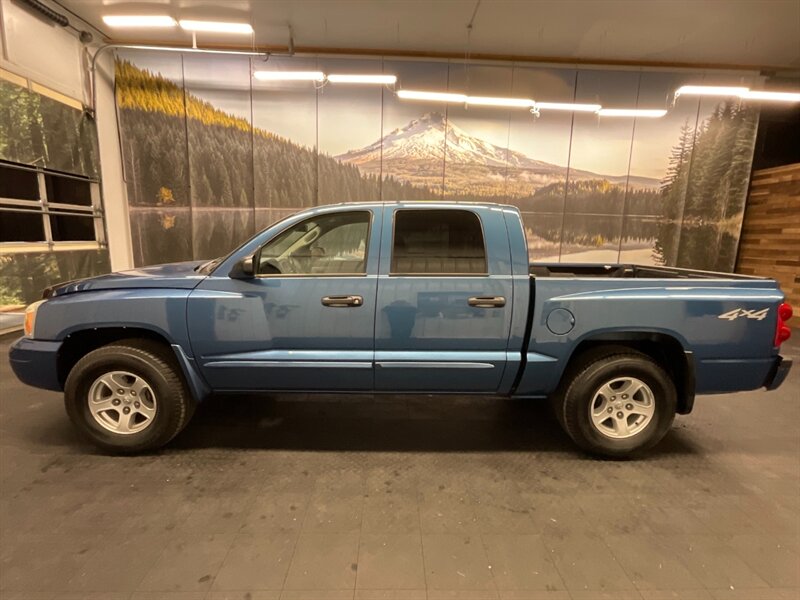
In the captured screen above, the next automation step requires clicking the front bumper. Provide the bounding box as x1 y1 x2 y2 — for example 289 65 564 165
764 355 792 391
8 337 63 392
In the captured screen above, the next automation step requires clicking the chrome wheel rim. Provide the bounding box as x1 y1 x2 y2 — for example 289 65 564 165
87 371 157 435
589 376 655 439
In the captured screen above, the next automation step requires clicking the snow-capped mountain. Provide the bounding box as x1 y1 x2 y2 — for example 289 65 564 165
338 112 522 167
335 112 658 195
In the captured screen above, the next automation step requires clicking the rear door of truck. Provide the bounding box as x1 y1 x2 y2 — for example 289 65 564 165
373 204 514 392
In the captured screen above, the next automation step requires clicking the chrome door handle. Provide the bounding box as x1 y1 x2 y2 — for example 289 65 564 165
468 296 506 308
321 295 364 307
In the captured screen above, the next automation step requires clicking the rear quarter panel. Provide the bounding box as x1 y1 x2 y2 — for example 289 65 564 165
516 278 784 397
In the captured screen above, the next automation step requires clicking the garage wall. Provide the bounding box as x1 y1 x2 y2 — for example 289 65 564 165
115 51 762 272
0 0 107 308
0 0 135 311
736 163 800 323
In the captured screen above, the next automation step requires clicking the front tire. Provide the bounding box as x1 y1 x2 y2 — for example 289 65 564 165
556 351 677 458
65 339 193 453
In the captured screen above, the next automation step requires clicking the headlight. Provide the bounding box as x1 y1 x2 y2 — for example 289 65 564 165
24 300 46 338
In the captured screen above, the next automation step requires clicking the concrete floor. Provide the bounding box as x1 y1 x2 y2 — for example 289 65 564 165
1 333 798 600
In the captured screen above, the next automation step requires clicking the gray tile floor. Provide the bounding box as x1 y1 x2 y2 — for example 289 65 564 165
1 334 798 600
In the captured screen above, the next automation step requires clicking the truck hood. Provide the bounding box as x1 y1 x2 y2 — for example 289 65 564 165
43 261 208 298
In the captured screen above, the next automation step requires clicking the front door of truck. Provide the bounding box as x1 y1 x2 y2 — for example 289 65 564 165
374 206 513 393
187 208 381 392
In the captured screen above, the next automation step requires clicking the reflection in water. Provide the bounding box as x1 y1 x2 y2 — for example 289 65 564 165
658 223 740 271
524 215 740 271
527 213 661 263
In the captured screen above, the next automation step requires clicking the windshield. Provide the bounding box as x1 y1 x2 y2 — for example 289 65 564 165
194 212 300 276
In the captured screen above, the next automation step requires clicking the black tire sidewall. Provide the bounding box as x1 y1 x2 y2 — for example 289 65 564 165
65 346 185 453
564 355 676 457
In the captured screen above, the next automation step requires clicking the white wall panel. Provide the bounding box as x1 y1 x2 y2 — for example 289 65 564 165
0 0 86 101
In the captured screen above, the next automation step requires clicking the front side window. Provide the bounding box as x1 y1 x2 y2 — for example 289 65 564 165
391 209 487 275
256 211 370 276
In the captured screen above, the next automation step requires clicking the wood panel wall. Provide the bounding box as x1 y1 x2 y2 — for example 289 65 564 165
737 163 800 325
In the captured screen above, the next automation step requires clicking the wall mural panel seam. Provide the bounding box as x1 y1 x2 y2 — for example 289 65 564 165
616 71 643 261
556 70 579 262
249 56 256 237
180 54 194 258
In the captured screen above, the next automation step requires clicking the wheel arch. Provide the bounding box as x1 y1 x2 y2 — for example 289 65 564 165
57 327 210 403
563 331 695 415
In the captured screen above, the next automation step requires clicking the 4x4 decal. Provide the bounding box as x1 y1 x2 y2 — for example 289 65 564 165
718 308 769 321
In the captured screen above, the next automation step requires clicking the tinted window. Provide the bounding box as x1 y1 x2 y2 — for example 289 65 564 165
0 165 39 200
45 174 92 206
392 209 487 275
50 214 96 241
257 211 370 275
0 211 45 242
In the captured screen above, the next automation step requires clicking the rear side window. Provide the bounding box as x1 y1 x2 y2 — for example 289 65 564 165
391 209 487 275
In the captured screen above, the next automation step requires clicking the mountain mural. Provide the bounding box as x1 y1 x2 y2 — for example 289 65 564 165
114 55 757 272
336 112 659 197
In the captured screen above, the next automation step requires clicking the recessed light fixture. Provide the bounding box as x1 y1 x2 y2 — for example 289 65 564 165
534 102 603 112
178 20 253 34
742 90 800 102
598 108 667 118
102 15 177 28
675 85 750 97
466 96 535 108
327 74 397 84
253 71 326 82
397 90 467 103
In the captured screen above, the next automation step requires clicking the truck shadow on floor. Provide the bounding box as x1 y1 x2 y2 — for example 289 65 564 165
159 393 700 456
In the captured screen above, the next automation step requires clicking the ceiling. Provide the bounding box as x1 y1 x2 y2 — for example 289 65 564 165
55 0 800 69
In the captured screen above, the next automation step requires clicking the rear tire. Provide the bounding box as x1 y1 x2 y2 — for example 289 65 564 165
555 351 676 458
64 339 194 453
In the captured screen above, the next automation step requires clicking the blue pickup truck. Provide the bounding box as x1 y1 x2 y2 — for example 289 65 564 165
9 202 793 456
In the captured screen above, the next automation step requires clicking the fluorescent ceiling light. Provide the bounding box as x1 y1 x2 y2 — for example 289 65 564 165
327 74 397 84
466 96 534 108
742 90 800 102
398 90 535 107
397 90 466 103
254 71 325 82
675 85 749 97
676 85 800 102
114 45 265 56
598 108 667 118
534 102 602 112
178 20 253 34
102 15 177 28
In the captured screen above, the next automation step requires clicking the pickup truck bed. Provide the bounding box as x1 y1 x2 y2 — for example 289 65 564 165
518 269 787 402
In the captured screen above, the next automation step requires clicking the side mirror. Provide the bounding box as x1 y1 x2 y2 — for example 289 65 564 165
229 254 255 279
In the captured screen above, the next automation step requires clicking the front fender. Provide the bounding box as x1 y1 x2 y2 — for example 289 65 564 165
35 289 193 353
